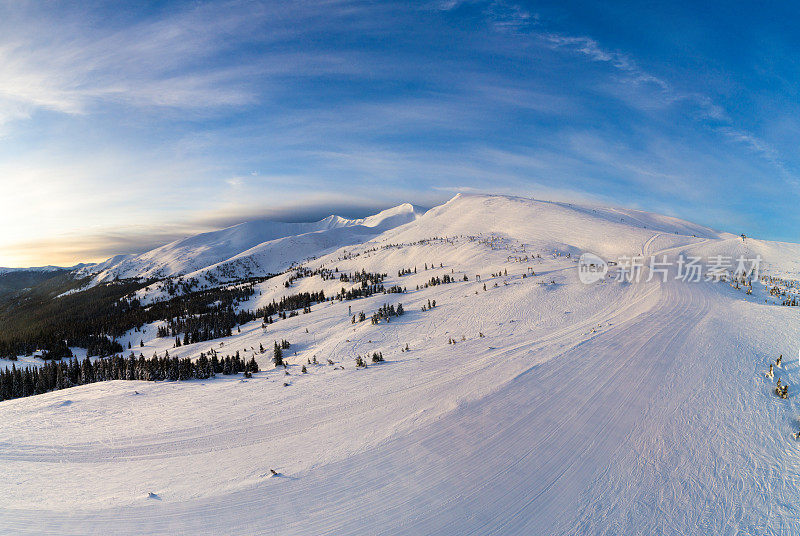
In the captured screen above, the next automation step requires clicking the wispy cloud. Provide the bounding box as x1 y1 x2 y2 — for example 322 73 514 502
0 8 249 122
485 1 537 33
540 33 669 93
500 9 798 191
0 0 374 128
717 126 798 188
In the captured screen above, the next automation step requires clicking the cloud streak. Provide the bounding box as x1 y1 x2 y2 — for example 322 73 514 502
529 19 796 191
0 0 378 127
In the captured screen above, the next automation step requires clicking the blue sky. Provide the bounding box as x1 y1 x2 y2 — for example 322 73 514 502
0 0 798 266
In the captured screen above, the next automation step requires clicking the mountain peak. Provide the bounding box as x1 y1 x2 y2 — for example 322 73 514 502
80 202 423 282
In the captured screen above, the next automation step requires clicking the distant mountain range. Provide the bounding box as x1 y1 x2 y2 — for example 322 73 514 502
76 203 426 283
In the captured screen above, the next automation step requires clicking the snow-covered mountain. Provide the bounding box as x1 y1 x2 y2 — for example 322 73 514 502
80 203 425 282
3 194 800 535
79 194 733 290
386 193 729 258
0 264 88 276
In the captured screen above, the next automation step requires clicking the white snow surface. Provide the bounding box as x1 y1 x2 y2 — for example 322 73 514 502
2 194 800 535
78 203 425 283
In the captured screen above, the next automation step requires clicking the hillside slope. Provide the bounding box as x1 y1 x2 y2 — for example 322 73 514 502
1 194 799 535
384 193 728 260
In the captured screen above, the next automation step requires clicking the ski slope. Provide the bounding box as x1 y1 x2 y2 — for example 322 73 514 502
1 194 799 535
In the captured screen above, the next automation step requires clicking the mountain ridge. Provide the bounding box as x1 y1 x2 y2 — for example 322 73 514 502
78 203 426 283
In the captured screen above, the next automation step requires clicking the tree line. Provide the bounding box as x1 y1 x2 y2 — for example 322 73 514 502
0 350 260 402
